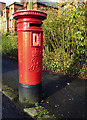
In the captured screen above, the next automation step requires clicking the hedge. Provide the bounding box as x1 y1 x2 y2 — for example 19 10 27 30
2 35 18 58
42 7 87 79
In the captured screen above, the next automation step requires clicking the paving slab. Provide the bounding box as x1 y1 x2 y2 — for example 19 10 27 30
2 56 87 119
24 107 38 118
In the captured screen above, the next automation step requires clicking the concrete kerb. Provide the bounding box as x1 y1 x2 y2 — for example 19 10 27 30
2 85 18 101
24 107 54 119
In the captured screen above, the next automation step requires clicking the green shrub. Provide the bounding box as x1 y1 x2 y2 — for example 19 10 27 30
2 36 18 59
3 32 10 36
14 31 18 36
42 7 86 78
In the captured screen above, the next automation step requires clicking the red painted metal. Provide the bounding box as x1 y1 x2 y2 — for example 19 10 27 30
13 10 47 85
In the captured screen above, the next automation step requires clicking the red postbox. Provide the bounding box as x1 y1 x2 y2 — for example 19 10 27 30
13 10 47 104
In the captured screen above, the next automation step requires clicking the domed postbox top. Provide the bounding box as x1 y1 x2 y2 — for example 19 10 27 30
13 10 47 20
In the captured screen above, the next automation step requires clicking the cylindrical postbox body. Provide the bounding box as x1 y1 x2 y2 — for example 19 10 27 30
13 10 47 104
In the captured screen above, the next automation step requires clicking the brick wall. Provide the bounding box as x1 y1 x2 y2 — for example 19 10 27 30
0 2 6 10
9 3 23 34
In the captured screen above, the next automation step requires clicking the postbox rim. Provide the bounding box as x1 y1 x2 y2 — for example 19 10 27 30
13 10 47 20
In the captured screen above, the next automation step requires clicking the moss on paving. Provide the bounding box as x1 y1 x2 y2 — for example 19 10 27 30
2 84 19 102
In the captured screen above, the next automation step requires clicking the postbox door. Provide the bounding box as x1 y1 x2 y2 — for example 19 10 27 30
33 33 40 46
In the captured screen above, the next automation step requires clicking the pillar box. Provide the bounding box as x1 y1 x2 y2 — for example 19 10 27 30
13 10 47 104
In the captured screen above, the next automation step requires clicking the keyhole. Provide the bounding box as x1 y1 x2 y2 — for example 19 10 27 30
35 36 37 42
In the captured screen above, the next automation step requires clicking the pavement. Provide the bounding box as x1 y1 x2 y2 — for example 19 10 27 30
0 92 2 120
2 56 87 119
2 93 33 120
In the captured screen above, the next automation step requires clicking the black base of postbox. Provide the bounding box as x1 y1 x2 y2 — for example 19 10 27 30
19 82 42 104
